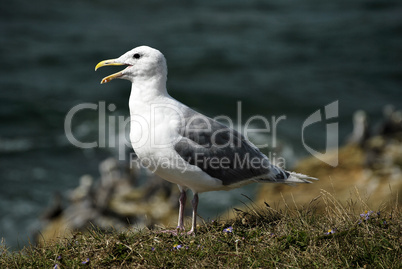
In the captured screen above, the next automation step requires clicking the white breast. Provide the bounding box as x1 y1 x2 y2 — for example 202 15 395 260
128 95 224 193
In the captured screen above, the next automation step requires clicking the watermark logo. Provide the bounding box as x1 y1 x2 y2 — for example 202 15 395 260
64 101 131 160
302 101 339 167
64 100 339 170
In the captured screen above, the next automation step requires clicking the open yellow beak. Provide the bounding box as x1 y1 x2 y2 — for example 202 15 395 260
95 59 127 84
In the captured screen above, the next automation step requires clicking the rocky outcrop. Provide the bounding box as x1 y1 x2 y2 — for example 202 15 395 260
37 158 179 246
254 116 402 213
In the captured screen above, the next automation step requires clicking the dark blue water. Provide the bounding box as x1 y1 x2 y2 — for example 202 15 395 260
1 0 401 249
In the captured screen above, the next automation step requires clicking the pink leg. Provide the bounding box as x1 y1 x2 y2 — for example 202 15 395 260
177 189 187 230
188 193 198 235
155 188 187 235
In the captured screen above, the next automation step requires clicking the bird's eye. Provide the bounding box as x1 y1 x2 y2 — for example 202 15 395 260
133 53 141 59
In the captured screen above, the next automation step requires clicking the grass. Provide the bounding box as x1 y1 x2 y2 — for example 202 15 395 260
1 192 401 268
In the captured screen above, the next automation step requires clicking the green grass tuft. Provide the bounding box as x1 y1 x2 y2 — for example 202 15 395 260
1 195 401 268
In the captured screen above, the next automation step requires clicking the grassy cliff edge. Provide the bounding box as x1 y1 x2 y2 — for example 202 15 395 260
1 191 400 268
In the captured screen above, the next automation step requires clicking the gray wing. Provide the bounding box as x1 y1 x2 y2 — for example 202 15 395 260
174 111 288 186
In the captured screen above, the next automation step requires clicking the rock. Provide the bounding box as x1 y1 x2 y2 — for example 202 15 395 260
254 134 402 214
37 157 178 246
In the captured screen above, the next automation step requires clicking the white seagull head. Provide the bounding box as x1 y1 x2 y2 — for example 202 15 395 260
95 46 167 84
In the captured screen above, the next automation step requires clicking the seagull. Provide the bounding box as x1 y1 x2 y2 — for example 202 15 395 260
95 46 317 234
347 110 370 146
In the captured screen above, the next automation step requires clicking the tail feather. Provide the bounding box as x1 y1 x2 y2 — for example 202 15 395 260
285 171 318 184
257 165 318 184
